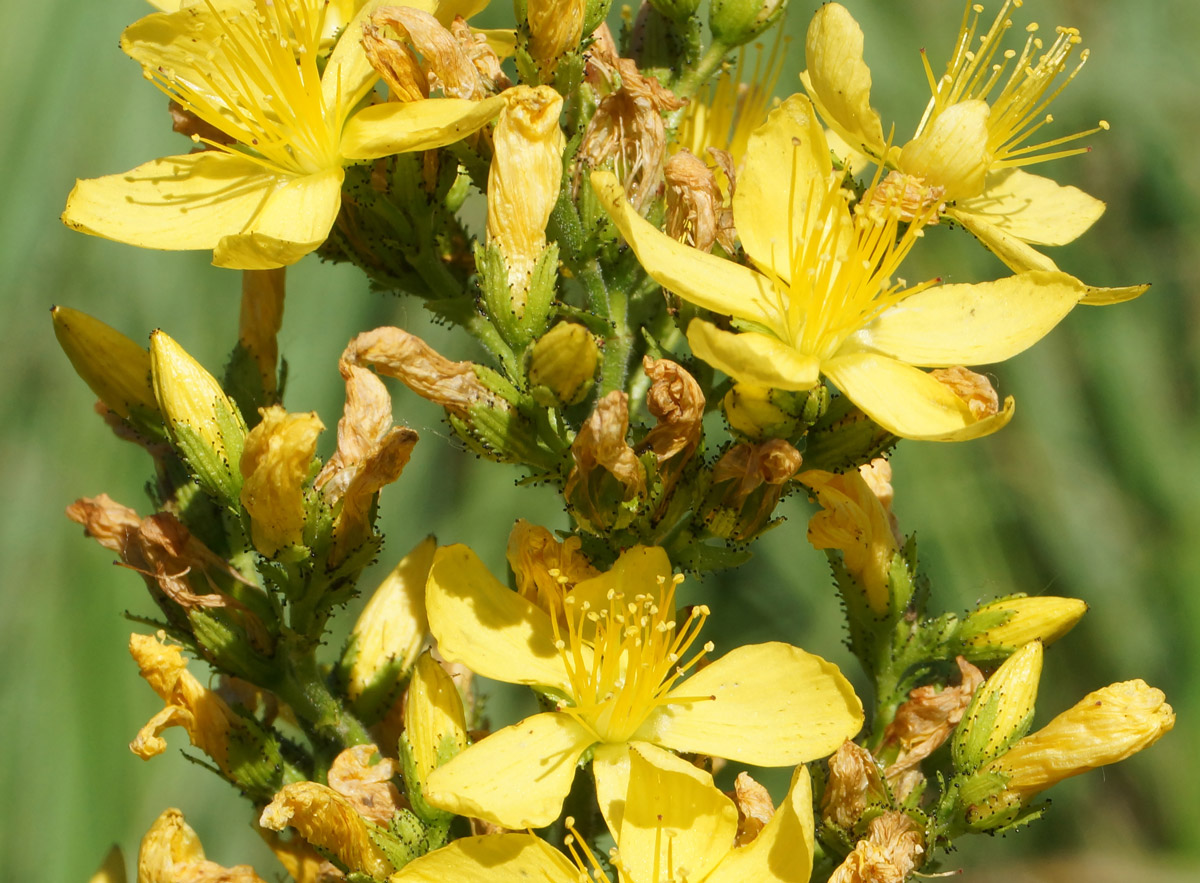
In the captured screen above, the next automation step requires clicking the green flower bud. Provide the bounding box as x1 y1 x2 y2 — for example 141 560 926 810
710 0 787 47
956 595 1087 661
150 331 248 505
953 641 1043 772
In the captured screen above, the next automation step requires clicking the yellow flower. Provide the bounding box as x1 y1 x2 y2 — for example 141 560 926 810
62 0 505 269
593 94 1091 441
422 543 862 828
801 2 1147 304
392 744 817 883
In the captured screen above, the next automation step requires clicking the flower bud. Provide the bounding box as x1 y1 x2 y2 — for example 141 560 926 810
956 595 1088 661
342 536 435 721
709 0 787 48
564 391 648 533
150 330 248 505
966 679 1175 829
51 306 158 426
953 642 1043 771
800 463 901 616
523 0 586 76
88 846 124 883
239 406 323 556
723 383 810 440
649 0 702 22
701 438 802 541
528 322 598 407
401 652 469 823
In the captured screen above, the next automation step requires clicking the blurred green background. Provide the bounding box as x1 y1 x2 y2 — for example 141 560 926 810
2 0 1197 879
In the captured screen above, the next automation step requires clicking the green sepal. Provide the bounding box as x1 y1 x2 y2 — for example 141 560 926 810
802 392 897 473
222 711 286 802
188 609 277 685
398 731 457 826
168 419 246 508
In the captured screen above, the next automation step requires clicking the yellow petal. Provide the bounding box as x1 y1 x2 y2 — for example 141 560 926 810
946 210 1149 306
322 0 392 120
425 544 572 691
850 271 1087 366
1078 283 1150 306
340 96 506 160
641 643 863 766
389 834 576 883
569 545 674 626
822 352 1015 441
954 169 1105 246
900 100 991 201
122 3 258 116
214 167 345 269
800 3 886 158
423 712 594 828
612 744 739 883
592 741 632 837
63 153 280 251
704 765 815 883
687 320 820 391
590 171 778 325
435 0 490 23
89 845 126 883
733 94 832 278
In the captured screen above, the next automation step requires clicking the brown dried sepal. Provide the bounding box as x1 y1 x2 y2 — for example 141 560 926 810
664 150 735 254
640 356 704 497
342 326 508 419
368 7 492 101
564 391 647 531
327 745 405 824
313 358 418 563
822 740 887 830
67 494 257 622
828 812 925 883
881 657 984 799
578 25 684 211
707 438 803 539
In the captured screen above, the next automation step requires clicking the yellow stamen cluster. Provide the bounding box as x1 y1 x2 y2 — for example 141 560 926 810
550 574 713 745
143 0 337 175
767 165 938 361
920 0 1106 168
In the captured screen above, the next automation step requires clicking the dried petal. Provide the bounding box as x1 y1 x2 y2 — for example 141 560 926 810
564 391 647 532
506 519 598 618
327 745 403 824
260 782 394 879
238 269 286 397
822 740 886 830
239 405 323 556
931 366 1000 421
828 811 925 883
729 771 775 846
882 657 984 790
